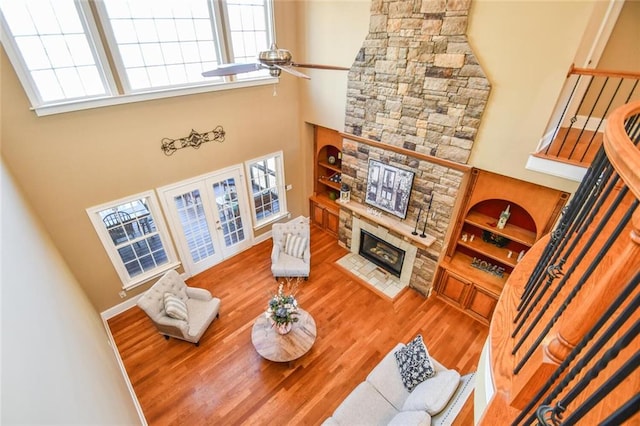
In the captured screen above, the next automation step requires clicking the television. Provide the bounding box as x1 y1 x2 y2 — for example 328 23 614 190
365 159 415 219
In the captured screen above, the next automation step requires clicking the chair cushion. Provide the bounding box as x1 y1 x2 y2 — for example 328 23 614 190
402 368 461 415
394 335 435 391
285 233 307 259
389 410 431 426
164 293 188 321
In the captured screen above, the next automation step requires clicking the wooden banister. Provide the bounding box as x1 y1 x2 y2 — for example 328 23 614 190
480 100 640 424
546 210 640 363
604 101 640 199
567 64 640 80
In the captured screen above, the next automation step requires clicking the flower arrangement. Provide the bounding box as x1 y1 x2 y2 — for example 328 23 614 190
265 280 300 332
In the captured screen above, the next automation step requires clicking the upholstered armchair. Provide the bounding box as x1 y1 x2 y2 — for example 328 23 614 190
271 216 311 279
137 270 221 346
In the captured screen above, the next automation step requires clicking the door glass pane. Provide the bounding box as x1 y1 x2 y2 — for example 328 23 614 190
172 189 215 263
212 178 245 247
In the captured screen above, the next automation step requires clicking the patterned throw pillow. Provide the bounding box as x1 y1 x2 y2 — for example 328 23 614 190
164 293 188 321
284 233 307 259
394 334 435 391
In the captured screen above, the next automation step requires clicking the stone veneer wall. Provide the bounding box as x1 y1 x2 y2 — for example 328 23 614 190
339 0 490 295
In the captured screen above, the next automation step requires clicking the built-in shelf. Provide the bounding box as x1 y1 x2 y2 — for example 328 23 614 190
318 177 341 191
457 238 518 268
337 200 436 249
317 160 342 174
434 168 569 325
464 210 536 247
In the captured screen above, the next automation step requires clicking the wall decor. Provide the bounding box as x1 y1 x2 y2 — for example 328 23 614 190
161 126 226 156
365 159 415 219
471 257 505 278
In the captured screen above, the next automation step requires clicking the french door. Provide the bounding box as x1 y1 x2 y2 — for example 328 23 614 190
158 167 252 276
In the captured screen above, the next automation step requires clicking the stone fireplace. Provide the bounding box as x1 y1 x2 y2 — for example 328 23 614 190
338 0 490 296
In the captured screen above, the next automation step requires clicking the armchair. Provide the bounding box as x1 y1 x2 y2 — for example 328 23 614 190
271 216 311 279
137 270 221 346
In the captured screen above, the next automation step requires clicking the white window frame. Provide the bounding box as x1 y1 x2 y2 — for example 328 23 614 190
0 0 277 116
86 190 180 290
244 150 288 229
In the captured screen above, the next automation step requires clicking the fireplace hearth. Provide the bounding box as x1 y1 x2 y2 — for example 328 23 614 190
359 230 405 278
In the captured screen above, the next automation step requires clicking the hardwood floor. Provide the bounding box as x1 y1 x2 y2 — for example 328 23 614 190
108 226 489 425
533 126 602 167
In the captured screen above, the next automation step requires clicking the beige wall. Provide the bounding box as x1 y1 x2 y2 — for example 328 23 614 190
1 163 141 424
1 1 306 312
598 0 640 72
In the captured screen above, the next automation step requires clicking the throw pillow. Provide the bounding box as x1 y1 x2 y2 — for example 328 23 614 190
164 293 188 321
285 233 307 259
394 334 435 392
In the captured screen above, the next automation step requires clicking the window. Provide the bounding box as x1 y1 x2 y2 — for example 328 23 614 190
0 0 274 115
245 151 287 228
87 191 179 289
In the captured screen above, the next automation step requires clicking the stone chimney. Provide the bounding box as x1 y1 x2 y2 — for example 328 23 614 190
339 0 490 295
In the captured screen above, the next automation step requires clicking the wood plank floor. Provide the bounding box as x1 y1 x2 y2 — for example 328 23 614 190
533 126 602 167
108 226 489 425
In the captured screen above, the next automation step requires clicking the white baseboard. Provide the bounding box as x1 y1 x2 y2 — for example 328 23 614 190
101 314 148 425
101 293 144 321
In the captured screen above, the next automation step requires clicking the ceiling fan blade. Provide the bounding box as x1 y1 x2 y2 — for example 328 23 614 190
275 64 311 80
291 62 350 71
202 63 261 77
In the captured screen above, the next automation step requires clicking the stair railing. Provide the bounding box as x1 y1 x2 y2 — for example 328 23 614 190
537 65 639 166
480 100 640 425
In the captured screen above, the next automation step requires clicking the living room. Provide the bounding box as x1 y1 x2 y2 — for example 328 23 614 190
1 0 637 424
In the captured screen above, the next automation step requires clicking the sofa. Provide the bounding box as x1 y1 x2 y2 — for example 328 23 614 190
323 342 460 426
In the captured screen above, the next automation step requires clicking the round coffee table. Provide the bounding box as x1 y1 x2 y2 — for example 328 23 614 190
251 309 317 364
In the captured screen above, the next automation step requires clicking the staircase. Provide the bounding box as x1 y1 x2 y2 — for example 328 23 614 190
479 100 640 425
530 66 639 179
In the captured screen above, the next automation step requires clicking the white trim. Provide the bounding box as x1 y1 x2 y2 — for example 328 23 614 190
86 190 180 288
253 229 274 245
244 150 288 229
100 313 148 425
33 77 278 116
474 338 495 424
580 0 625 68
526 155 587 182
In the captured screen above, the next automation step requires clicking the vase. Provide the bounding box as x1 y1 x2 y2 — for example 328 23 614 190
276 322 292 335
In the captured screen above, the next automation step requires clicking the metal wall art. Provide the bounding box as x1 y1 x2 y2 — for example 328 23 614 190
161 126 226 156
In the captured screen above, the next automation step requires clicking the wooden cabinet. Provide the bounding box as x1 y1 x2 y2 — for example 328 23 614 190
310 196 339 237
434 169 569 324
310 125 342 238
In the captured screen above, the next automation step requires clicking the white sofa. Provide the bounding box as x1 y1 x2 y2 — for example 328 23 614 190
323 343 460 426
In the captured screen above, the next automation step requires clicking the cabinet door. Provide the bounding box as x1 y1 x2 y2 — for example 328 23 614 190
437 270 470 307
310 201 325 227
466 286 498 323
325 208 339 237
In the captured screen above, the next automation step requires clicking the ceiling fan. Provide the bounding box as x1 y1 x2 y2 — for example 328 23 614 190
201 43 350 80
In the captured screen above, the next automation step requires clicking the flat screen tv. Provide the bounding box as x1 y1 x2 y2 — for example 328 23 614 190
365 159 415 219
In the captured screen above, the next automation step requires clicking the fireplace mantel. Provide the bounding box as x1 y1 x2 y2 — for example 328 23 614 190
337 200 436 249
